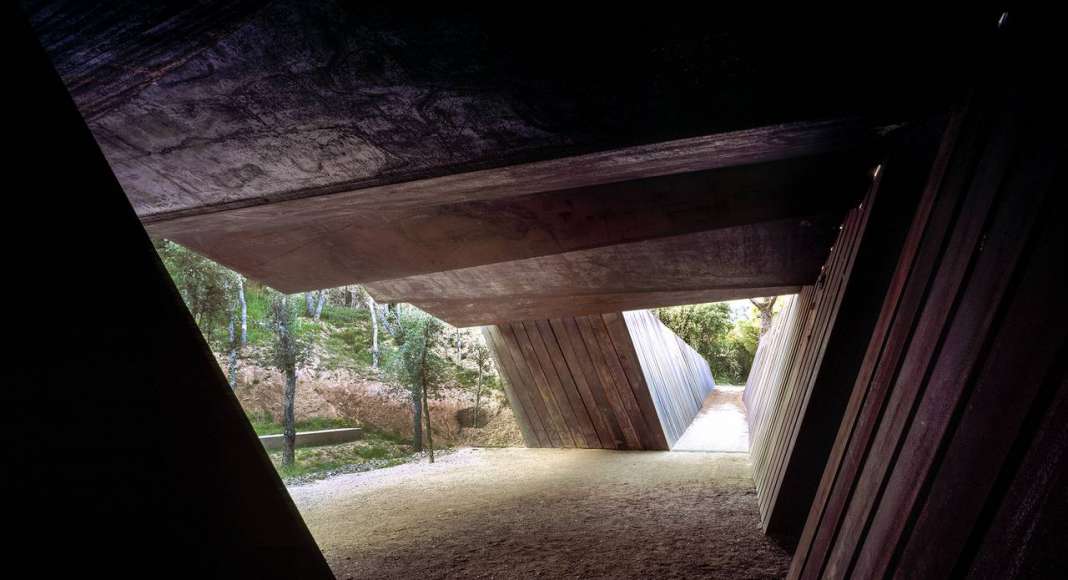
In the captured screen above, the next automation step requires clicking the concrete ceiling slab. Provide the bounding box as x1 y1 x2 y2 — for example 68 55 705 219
366 216 836 326
24 4 976 322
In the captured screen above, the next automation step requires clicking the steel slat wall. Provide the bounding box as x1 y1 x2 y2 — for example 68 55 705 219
744 292 805 452
742 187 874 532
623 309 716 447
740 117 946 537
788 79 1067 579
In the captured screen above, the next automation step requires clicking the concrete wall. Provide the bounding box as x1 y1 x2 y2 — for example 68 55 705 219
484 310 716 451
259 428 362 451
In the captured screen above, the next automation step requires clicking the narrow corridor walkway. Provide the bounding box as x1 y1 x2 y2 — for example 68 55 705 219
672 386 750 452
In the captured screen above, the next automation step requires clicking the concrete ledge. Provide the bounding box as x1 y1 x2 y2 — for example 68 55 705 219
259 428 362 451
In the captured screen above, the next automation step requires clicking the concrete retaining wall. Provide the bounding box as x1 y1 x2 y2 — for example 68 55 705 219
259 428 362 451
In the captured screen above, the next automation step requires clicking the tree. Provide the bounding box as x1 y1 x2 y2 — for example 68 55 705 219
389 308 447 461
224 273 248 389
657 302 759 385
226 282 239 388
471 343 493 428
749 296 778 337
156 239 231 344
366 294 380 369
657 303 731 361
313 290 326 320
236 275 247 347
267 292 311 467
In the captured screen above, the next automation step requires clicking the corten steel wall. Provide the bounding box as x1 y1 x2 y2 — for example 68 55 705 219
741 121 943 538
623 310 716 447
787 59 1067 579
5 12 333 578
483 311 715 450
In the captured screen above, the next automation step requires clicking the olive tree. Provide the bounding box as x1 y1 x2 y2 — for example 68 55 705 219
267 292 312 467
389 308 447 462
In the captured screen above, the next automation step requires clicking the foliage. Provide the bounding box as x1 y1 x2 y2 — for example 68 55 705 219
471 343 494 380
656 301 763 385
318 303 399 371
264 290 314 371
155 238 509 473
388 308 450 400
156 239 505 415
155 239 235 347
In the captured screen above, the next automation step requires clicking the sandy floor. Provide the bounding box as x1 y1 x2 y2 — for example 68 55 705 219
290 447 790 579
672 386 750 452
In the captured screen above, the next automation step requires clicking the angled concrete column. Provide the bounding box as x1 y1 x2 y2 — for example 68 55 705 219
483 311 715 451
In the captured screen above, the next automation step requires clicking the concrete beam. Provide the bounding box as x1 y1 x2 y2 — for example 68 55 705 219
158 152 867 292
367 217 834 326
144 118 884 227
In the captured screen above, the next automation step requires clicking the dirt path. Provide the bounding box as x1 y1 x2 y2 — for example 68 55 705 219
290 448 791 579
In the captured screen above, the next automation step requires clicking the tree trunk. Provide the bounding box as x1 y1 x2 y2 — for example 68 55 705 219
750 297 778 337
474 365 483 428
314 290 326 320
277 293 298 467
237 276 247 347
411 387 423 452
305 292 315 317
423 375 434 463
367 296 380 369
227 314 238 389
420 321 434 462
454 329 462 363
282 368 297 467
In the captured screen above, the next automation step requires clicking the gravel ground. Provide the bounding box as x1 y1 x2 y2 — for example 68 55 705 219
290 447 791 579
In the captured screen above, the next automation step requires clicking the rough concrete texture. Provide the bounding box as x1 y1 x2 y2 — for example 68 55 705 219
29 2 977 220
291 448 791 579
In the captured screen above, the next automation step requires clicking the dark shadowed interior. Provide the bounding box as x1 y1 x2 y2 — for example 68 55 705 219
7 4 1065 579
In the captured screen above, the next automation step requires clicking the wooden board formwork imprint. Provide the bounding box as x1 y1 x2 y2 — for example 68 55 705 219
484 310 716 450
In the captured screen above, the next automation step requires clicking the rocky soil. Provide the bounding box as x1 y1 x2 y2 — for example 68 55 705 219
225 355 524 448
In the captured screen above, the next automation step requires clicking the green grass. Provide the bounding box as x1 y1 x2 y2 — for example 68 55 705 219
267 433 419 483
318 303 364 325
317 306 401 371
247 412 359 436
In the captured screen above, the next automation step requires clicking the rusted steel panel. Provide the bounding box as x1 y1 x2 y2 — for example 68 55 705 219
741 119 942 537
744 186 877 533
789 67 1067 579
